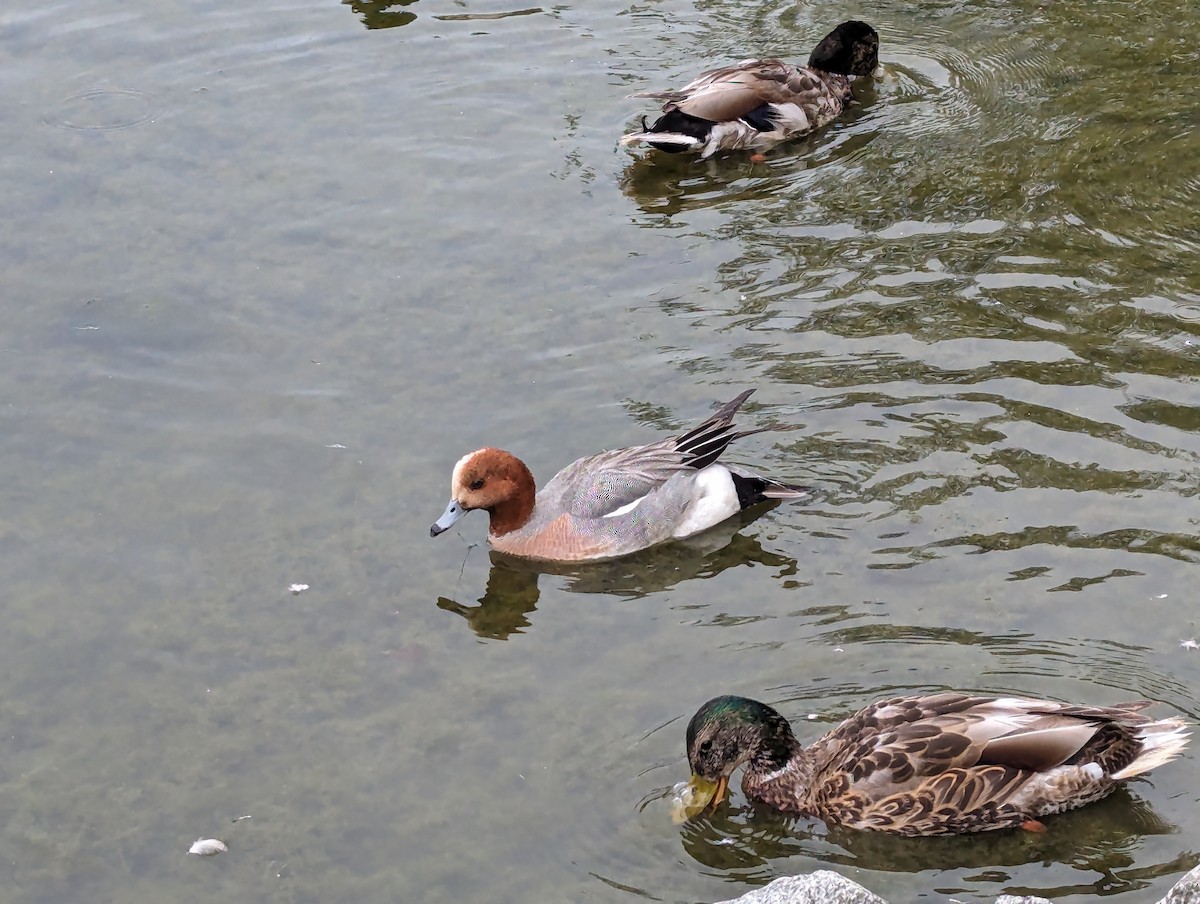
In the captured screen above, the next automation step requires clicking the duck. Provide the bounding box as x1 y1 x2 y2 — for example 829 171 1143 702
620 20 879 159
675 692 1190 835
429 389 809 562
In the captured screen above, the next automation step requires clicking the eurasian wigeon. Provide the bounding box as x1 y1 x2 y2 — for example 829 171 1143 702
429 390 809 562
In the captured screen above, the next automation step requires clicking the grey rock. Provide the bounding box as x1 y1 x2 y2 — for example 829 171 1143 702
712 863 1200 904
1159 865 1200 904
714 871 888 904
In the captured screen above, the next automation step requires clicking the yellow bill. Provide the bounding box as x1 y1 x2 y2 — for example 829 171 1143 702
669 773 730 824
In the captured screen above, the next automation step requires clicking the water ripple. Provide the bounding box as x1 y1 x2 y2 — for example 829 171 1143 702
44 86 162 131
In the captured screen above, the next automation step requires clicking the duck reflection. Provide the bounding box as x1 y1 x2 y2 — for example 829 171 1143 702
618 117 879 219
436 507 797 640
342 0 418 30
620 152 766 219
680 790 1189 896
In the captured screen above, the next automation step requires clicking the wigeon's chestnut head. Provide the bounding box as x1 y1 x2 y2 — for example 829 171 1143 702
431 448 535 539
430 389 811 563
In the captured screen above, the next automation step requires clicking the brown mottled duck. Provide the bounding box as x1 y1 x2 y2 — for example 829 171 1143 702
620 20 879 159
676 693 1189 835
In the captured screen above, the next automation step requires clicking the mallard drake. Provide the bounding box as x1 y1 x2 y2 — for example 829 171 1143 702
676 693 1189 835
620 20 879 159
429 390 809 562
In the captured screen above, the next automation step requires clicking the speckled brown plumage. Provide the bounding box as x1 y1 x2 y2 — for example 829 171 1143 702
683 693 1189 836
620 20 879 159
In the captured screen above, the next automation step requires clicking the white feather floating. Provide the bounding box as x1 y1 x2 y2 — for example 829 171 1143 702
188 838 229 856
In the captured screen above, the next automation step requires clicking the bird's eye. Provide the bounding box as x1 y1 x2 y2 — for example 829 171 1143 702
699 740 713 754
469 478 485 490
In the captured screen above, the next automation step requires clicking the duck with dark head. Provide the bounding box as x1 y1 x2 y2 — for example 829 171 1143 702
621 21 879 159
674 691 1189 836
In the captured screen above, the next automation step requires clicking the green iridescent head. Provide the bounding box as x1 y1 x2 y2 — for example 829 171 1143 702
673 696 797 821
686 696 787 779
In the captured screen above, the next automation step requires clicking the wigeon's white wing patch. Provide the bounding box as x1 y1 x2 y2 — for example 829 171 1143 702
602 496 646 519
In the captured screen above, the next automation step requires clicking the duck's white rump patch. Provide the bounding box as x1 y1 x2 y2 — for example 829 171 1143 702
672 465 739 538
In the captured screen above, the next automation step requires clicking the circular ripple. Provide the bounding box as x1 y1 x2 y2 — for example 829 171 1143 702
46 86 161 131
879 22 1061 143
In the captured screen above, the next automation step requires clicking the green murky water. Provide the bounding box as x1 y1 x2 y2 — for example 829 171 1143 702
1 0 1197 901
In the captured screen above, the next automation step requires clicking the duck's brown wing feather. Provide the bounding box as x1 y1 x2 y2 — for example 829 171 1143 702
796 693 1178 834
632 60 827 123
810 694 1151 794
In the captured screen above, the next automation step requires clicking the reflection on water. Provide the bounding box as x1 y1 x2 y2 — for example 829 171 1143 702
3 0 1199 900
435 8 544 22
438 508 799 639
342 0 419 30
618 96 882 218
676 788 1183 887
344 0 550 31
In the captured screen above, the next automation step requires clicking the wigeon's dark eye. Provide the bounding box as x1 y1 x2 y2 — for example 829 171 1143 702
699 739 713 754
469 478 485 491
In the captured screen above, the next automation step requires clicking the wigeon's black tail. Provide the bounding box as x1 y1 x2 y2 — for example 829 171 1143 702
676 389 761 469
730 473 813 509
675 389 811 507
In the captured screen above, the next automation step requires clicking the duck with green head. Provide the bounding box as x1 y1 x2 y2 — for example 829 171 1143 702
678 692 1189 836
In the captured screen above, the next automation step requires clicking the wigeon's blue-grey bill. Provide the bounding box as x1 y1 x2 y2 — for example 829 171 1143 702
430 499 466 537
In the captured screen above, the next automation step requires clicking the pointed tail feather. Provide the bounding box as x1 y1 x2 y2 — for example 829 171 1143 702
1111 718 1190 780
676 391 756 469
626 89 686 101
728 471 812 509
759 479 813 500
676 390 809 476
1112 700 1156 713
621 131 702 152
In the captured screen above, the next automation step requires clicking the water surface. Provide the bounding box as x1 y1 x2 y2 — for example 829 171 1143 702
1 0 1198 901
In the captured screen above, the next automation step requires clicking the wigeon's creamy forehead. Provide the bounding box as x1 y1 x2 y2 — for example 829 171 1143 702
451 450 483 492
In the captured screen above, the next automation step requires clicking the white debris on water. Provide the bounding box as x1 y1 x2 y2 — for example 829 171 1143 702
188 838 228 856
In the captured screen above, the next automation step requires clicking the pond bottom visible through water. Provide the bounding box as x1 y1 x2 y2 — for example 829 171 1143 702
1 0 1198 901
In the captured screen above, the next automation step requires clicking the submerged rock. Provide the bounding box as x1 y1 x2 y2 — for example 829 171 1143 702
1160 865 1200 904
714 871 887 904
712 864 1200 904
